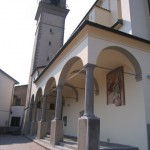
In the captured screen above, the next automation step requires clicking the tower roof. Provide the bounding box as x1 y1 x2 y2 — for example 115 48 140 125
39 0 66 8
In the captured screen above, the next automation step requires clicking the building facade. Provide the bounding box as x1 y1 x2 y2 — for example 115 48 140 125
10 85 28 130
0 69 19 133
23 0 150 150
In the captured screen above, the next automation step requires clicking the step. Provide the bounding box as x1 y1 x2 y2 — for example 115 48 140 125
56 145 73 150
43 137 50 141
46 134 51 138
59 141 77 150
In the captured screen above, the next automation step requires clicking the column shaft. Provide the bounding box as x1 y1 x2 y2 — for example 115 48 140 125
41 95 47 122
55 85 63 120
29 100 33 122
33 100 37 122
84 64 95 117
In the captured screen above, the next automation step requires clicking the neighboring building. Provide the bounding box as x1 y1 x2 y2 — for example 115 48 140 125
10 85 28 129
0 69 19 133
23 0 150 150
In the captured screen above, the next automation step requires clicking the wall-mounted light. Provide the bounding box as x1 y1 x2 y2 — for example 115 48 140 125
147 74 150 79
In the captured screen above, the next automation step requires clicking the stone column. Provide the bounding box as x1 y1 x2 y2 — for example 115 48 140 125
37 95 48 139
78 64 100 150
84 64 95 117
29 100 34 122
30 100 38 135
50 85 64 145
41 95 47 122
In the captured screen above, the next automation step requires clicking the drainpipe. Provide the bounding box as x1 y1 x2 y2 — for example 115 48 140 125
8 83 16 130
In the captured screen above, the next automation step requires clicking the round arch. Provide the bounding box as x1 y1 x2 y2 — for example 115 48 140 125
35 87 43 101
97 46 142 81
58 56 84 85
44 77 56 96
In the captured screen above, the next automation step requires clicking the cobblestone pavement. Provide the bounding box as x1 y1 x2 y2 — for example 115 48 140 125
0 134 47 150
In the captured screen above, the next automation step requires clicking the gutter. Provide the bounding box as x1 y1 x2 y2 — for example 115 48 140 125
111 19 123 30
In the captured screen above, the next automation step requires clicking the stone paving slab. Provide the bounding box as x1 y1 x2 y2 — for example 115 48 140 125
26 135 139 150
0 134 47 150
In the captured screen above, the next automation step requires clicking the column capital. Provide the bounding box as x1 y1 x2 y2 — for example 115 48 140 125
84 63 96 69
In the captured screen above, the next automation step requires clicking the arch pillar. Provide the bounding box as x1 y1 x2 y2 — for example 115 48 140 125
78 64 100 150
37 95 48 139
50 84 64 145
30 100 38 135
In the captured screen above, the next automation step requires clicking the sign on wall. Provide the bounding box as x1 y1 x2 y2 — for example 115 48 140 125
107 66 125 106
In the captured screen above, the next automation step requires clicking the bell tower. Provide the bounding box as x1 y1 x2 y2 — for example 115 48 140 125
22 0 69 134
32 0 69 72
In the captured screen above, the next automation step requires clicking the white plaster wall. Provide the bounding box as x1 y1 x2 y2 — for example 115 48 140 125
0 72 15 127
136 51 150 124
89 7 111 27
109 0 119 25
119 0 132 34
0 112 9 127
101 0 110 10
95 50 147 150
10 106 25 126
129 0 150 40
95 74 147 150
63 90 84 137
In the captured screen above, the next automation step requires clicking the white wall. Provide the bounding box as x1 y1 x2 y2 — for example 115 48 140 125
62 49 148 150
0 72 15 127
10 106 25 126
63 90 84 136
95 49 147 150
129 0 150 40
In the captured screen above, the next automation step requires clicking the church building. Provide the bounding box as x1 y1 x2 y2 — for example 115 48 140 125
23 0 150 150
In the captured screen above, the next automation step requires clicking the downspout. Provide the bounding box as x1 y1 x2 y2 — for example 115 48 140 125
8 83 16 129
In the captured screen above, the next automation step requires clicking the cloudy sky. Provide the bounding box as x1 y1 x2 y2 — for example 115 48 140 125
0 0 95 85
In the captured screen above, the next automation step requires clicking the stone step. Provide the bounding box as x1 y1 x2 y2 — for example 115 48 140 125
59 141 77 150
56 145 73 150
46 134 51 138
43 137 50 141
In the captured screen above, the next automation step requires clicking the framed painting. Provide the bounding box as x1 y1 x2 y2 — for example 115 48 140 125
107 66 125 106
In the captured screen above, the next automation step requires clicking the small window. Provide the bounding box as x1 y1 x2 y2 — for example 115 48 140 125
49 41 51 46
50 103 55 110
50 28 53 33
47 56 50 61
11 117 20 127
15 98 21 106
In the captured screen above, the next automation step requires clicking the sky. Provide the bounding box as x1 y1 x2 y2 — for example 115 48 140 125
0 0 95 85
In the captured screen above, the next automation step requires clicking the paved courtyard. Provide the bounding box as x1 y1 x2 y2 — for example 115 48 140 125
0 134 47 150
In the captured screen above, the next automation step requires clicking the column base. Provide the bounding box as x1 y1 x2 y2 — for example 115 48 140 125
50 119 63 145
30 121 38 136
78 117 100 150
22 121 30 135
37 121 48 139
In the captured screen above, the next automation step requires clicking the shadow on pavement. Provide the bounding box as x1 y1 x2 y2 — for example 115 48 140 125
0 134 32 145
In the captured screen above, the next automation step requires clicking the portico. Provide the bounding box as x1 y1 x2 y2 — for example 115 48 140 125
27 19 150 150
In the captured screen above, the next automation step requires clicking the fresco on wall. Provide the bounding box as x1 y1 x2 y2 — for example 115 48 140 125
107 66 125 106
